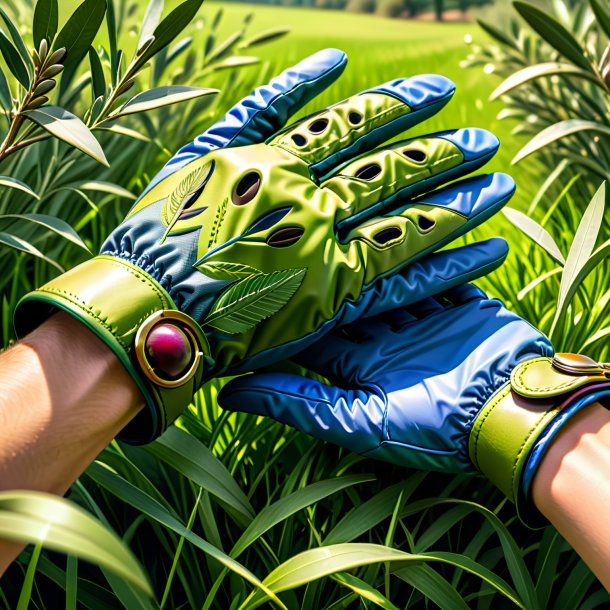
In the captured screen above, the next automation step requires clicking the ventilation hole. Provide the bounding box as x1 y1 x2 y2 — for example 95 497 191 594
403 149 427 163
417 215 435 231
348 110 363 125
232 172 261 205
373 227 402 244
266 226 305 248
308 118 329 134
355 163 382 181
291 133 307 147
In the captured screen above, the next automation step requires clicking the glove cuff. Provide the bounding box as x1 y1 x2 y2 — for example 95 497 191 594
469 355 610 528
14 255 210 444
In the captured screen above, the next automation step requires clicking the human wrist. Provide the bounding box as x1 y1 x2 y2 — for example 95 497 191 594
14 257 209 443
531 403 610 590
0 311 144 493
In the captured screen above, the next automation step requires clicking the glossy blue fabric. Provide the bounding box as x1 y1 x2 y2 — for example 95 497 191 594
220 285 553 473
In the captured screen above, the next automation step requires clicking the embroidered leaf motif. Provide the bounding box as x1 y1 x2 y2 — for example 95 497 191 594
207 196 228 248
160 160 214 243
196 261 262 281
204 268 307 334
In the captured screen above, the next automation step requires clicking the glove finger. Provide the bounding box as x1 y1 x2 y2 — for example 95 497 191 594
219 372 384 455
327 129 500 231
149 48 347 186
268 74 455 182
440 283 488 305
342 173 513 287
336 237 508 326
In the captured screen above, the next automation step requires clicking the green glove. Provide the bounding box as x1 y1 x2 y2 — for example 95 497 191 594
14 49 513 443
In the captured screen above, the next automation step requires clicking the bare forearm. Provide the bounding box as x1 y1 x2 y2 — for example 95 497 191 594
0 312 143 492
0 312 144 572
532 403 610 590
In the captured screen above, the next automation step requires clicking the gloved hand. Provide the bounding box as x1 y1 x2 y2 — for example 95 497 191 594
14 49 514 443
219 284 610 526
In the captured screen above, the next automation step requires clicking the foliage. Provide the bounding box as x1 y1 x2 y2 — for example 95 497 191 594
464 0 610 358
0 1 608 609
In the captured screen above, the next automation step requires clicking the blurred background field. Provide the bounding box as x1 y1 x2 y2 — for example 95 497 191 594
1 0 609 608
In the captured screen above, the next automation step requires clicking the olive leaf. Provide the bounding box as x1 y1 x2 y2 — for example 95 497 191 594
160 160 214 242
204 268 306 334
196 261 262 281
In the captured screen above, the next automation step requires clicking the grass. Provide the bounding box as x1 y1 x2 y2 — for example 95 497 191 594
2 1 608 608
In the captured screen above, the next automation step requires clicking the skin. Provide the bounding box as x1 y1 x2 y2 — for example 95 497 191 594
0 313 609 592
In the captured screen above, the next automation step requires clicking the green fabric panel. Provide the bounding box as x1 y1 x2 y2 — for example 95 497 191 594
268 92 409 166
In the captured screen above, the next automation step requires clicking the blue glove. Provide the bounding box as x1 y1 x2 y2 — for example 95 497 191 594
220 284 610 526
16 49 513 444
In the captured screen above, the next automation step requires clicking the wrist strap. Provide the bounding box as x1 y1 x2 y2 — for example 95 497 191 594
469 356 610 528
14 256 209 444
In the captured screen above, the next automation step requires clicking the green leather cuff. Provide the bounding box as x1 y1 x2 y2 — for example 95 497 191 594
14 255 209 444
469 356 610 528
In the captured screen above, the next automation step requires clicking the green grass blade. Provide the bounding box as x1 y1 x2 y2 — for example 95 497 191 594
144 426 255 525
0 490 152 597
231 474 374 558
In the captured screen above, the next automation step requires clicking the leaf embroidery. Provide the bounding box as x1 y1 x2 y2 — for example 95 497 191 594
196 261 262 281
204 268 307 334
207 196 228 248
160 160 214 243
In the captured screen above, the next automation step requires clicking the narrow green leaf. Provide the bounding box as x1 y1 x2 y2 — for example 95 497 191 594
88 46 105 101
556 236 610 329
0 67 11 113
490 63 602 100
395 564 469 610
135 0 205 68
97 123 150 141
502 207 565 265
33 0 59 48
323 475 425 546
68 180 135 199
22 105 109 166
86 461 286 609
204 268 307 334
555 182 606 318
17 543 43 610
231 475 374 558
0 8 33 79
106 0 118 86
476 19 518 49
0 213 90 251
243 543 525 610
0 231 63 270
239 27 290 49
0 490 152 596
144 426 255 525
0 176 39 199
161 160 213 240
207 30 244 64
138 0 164 51
197 261 262 281
590 0 610 39
166 36 192 64
513 2 593 72
0 29 29 87
513 120 610 165
332 572 400 610
109 86 218 119
56 0 107 70
212 56 260 71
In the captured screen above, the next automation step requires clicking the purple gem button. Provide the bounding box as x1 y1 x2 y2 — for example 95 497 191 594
145 323 193 380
